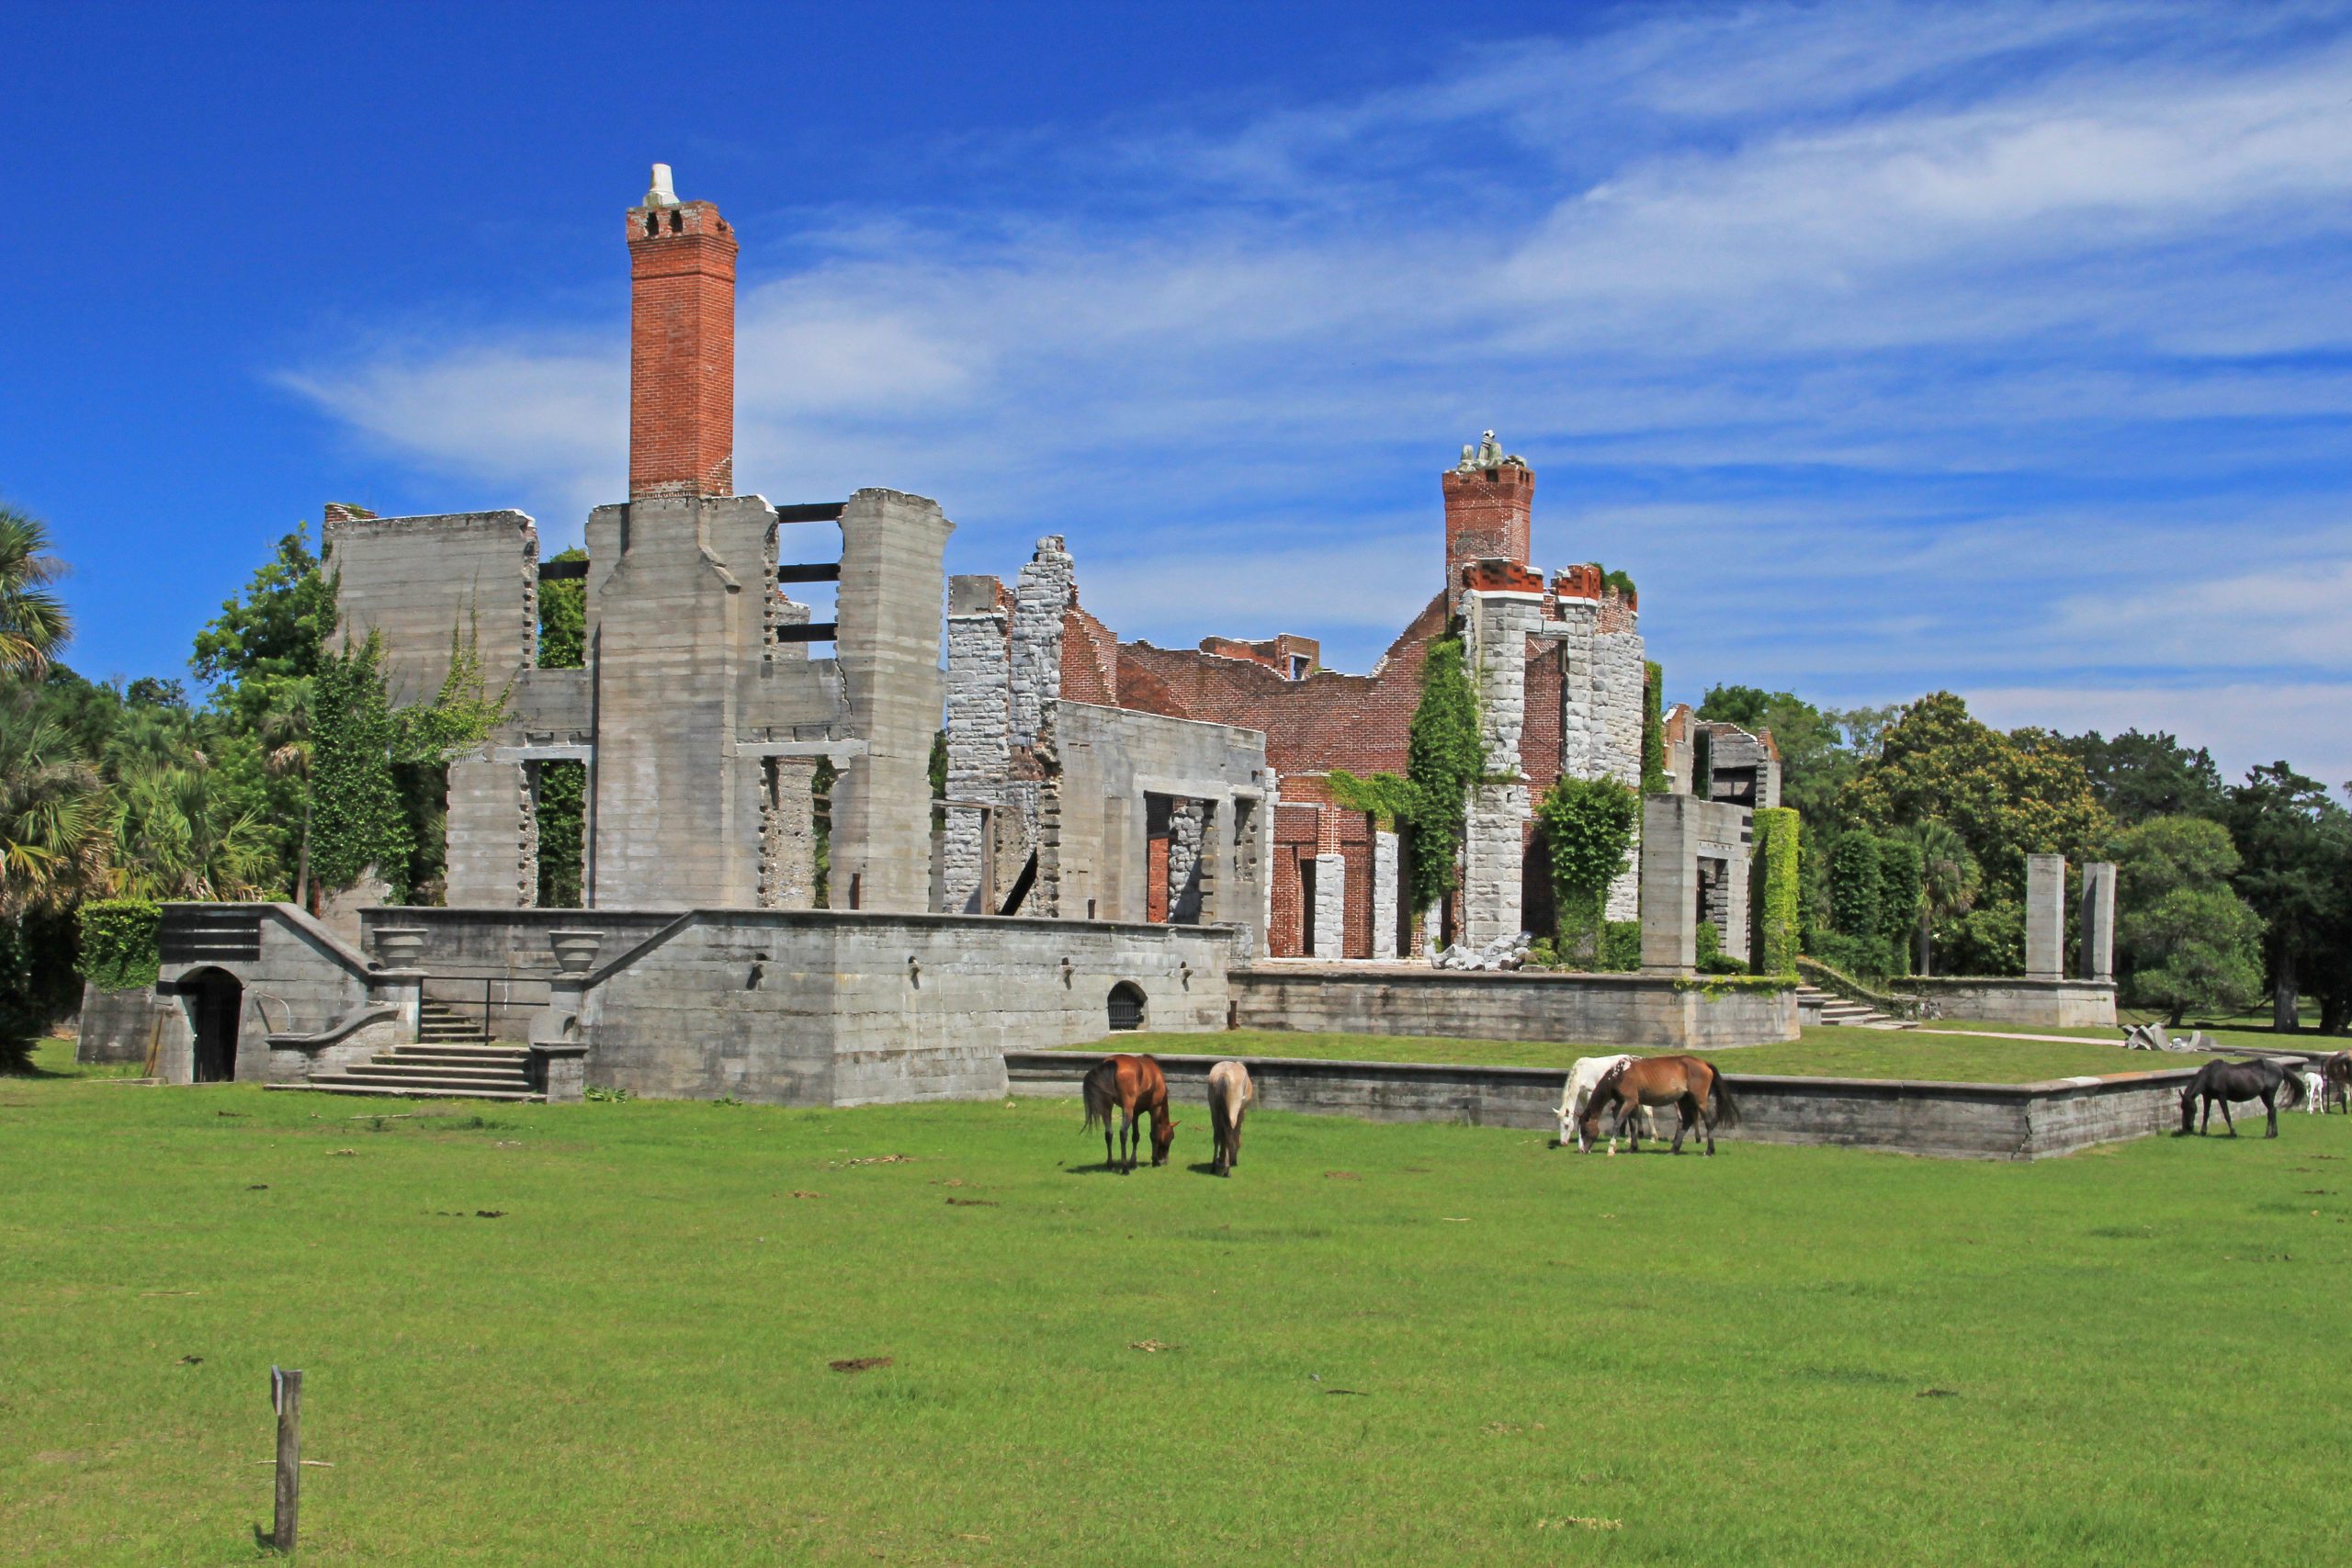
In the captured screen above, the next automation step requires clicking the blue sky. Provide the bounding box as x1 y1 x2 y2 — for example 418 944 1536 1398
6 1 2350 788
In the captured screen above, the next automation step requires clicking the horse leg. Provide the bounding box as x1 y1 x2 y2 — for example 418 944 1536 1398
2264 1090 2278 1138
1229 1113 1243 1171
2220 1098 2236 1137
1671 1091 1698 1155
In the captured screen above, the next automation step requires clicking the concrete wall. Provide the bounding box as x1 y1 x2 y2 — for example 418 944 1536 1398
1229 964 1797 1048
1004 1052 2203 1160
830 489 952 915
1892 976 2119 1028
356 906 682 1036
74 982 178 1066
1640 794 1752 972
154 904 379 1084
575 909 1236 1106
1045 699 1270 952
324 509 538 706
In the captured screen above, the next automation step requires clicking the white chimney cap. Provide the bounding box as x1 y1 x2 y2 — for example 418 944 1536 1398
645 164 679 208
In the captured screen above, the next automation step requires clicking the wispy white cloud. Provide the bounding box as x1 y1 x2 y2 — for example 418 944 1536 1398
279 0 2352 783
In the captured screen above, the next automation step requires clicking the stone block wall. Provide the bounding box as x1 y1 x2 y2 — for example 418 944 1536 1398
324 509 538 707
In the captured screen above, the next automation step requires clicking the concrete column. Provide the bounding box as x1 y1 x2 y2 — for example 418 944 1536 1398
1007 538 1072 748
1372 829 1399 959
943 577 1011 914
1462 588 1544 949
831 488 953 915
2079 861 2116 982
1640 794 1701 972
445 757 535 908
1168 798 1205 923
2026 853 2066 979
1312 852 1347 960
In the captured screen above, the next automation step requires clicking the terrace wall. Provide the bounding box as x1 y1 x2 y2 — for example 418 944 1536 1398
1003 1052 2205 1160
1229 964 1796 1049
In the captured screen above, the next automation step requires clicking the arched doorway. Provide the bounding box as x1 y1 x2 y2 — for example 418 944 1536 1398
182 968 243 1083
1106 982 1147 1032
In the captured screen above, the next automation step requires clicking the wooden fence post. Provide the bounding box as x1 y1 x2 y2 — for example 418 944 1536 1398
271 1366 302 1552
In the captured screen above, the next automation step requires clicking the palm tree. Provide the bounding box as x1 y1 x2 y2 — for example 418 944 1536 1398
1906 819 1980 976
0 702 106 917
107 765 274 902
0 505 72 677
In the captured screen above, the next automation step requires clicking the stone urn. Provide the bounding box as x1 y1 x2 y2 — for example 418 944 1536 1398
549 931 603 976
374 928 428 970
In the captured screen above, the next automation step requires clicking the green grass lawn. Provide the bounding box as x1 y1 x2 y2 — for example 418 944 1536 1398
1929 1015 2346 1051
8 1040 2352 1565
1066 1026 2199 1082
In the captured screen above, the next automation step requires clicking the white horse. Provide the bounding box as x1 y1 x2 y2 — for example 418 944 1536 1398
1207 1059 1255 1177
2299 1068 2326 1113
1557 1055 1658 1153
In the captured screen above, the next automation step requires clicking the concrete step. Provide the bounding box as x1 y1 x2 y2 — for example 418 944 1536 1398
379 1047 531 1066
339 1063 531 1087
267 1081 544 1103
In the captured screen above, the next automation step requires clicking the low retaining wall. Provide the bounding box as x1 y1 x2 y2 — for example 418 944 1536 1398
1230 964 1796 1048
74 981 177 1066
1892 976 2117 1028
1004 1051 2204 1160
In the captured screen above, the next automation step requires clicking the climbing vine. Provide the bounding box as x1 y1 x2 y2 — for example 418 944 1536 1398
1326 635 1483 913
1750 807 1801 976
1642 660 1668 795
309 630 412 899
76 897 161 992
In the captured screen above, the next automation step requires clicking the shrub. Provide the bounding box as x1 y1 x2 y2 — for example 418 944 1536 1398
1536 775 1639 966
1600 919 1642 972
77 898 161 992
1829 832 1883 946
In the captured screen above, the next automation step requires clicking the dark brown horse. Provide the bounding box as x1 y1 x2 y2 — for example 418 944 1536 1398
1082 1054 1177 1172
2324 1051 2352 1115
1582 1055 1738 1156
2177 1057 2302 1137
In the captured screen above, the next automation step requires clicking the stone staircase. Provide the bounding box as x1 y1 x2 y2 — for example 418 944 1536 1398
1796 983 1916 1032
268 1001 544 1102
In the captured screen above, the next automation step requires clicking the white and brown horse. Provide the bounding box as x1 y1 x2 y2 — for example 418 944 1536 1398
1556 1055 1660 1153
1583 1055 1739 1156
1207 1059 1255 1177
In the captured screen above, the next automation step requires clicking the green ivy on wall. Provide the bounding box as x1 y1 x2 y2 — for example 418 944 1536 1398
1750 807 1801 977
76 897 161 992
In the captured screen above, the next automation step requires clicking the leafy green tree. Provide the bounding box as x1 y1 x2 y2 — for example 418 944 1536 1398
1843 692 2110 974
1822 831 1888 976
309 632 410 900
1534 775 1638 965
0 503 73 677
533 548 588 908
2222 763 2351 1032
2111 814 2266 1025
1875 836 1923 976
2059 728 2225 826
1696 685 1879 828
191 525 336 725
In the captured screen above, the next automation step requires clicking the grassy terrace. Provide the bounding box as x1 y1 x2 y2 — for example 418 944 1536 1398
1057 1025 2210 1083
9 1039 2352 1564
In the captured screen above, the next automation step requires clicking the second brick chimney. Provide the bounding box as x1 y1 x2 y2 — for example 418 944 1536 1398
628 164 738 500
1442 433 1533 590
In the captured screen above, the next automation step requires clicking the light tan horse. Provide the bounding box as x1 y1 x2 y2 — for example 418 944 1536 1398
1207 1060 1255 1177
1583 1055 1738 1156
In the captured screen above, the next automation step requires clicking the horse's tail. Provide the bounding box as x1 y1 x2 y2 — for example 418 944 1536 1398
1080 1060 1115 1134
2281 1061 2308 1107
1708 1062 1740 1129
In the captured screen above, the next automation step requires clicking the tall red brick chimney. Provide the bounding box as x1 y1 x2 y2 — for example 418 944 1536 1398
1442 432 1533 590
628 164 738 500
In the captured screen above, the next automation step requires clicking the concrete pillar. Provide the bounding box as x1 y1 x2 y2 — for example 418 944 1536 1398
1372 829 1400 959
2079 861 2116 982
1462 587 1544 949
445 756 535 907
1312 852 1347 961
831 488 953 915
1640 794 1701 972
2026 853 2066 980
1008 538 1072 749
943 576 1011 914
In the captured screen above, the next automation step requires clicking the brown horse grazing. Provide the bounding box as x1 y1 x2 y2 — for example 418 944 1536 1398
1082 1054 1177 1173
2324 1052 2352 1114
1583 1055 1738 1156
1206 1059 1255 1177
